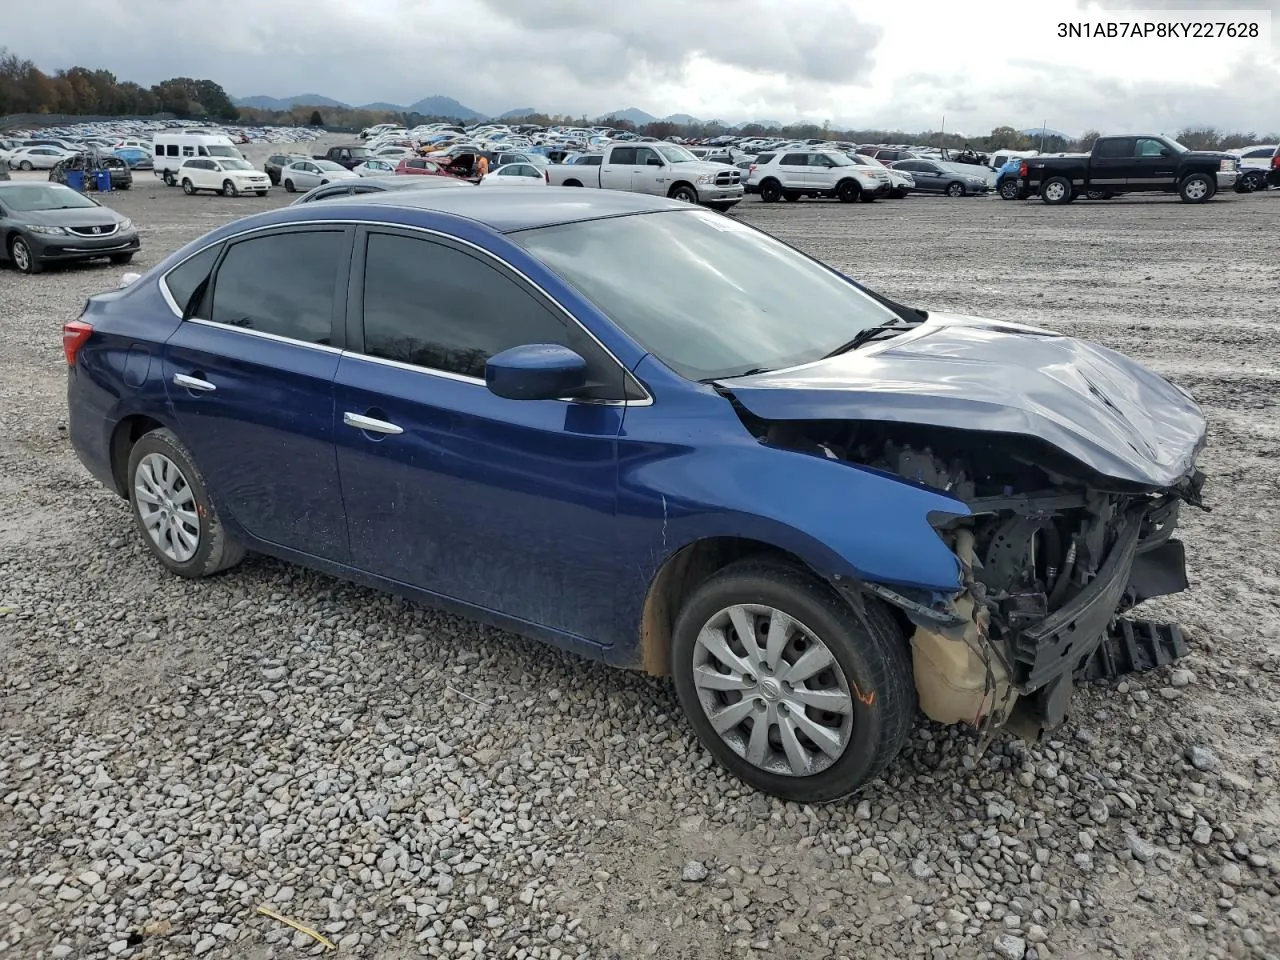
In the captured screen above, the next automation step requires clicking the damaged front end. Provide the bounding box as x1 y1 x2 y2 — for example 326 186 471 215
764 420 1208 740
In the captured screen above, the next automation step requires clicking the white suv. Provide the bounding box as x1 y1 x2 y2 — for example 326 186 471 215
748 150 891 203
177 158 272 197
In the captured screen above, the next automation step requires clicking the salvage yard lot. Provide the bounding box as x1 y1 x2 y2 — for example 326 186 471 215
1 175 1278 960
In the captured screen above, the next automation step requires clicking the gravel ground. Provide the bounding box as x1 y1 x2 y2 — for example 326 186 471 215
2 144 1279 960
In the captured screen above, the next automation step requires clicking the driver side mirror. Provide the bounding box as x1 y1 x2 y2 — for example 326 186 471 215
1160 148 1172 157
485 344 588 401
646 157 664 166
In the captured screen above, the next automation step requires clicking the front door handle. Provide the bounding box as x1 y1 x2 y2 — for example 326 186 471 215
173 373 216 392
343 411 403 435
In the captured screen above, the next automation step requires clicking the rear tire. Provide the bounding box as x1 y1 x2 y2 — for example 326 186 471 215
671 558 916 802
127 428 246 579
1040 176 1073 204
759 179 782 203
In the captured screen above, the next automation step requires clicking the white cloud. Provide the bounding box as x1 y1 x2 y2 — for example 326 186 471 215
3 0 1277 134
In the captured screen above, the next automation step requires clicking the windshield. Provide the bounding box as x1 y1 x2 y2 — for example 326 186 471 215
206 145 240 158
655 144 698 164
513 209 898 380
219 159 254 171
0 183 99 212
315 160 345 171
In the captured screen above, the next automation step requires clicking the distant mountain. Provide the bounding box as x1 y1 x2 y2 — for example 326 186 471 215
406 96 485 120
745 119 782 130
501 107 539 120
233 94 349 111
360 101 405 112
1022 126 1070 139
597 107 657 125
663 113 701 125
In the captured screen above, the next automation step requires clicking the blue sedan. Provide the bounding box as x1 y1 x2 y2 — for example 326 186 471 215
65 189 1206 801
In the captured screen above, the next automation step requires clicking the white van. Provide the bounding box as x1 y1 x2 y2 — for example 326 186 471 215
152 133 245 184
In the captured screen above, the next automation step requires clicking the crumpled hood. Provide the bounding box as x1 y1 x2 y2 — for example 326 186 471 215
716 312 1206 488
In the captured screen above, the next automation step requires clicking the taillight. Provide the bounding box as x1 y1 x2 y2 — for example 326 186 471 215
1018 161 1028 177
748 164 757 173
1273 153 1280 170
63 320 93 366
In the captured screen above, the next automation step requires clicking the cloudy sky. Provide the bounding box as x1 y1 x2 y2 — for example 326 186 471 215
7 0 1279 135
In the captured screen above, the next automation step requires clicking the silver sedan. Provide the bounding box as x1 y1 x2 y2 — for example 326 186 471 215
279 159 359 193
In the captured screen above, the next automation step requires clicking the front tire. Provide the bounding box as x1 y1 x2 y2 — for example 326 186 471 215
127 428 245 579
1179 173 1214 203
668 184 698 204
19 160 33 171
945 182 965 197
284 179 296 193
999 179 1021 200
836 180 860 203
671 559 916 802
181 178 195 195
222 179 237 197
9 236 41 274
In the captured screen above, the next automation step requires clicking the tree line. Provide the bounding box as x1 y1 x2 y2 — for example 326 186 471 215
3 46 1275 154
0 47 238 120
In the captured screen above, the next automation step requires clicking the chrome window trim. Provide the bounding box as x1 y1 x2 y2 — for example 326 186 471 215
156 216 654 407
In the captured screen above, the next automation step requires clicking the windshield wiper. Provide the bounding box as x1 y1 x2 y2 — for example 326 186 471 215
823 317 916 358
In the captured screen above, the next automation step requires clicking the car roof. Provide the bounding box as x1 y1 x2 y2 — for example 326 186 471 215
310 186 686 233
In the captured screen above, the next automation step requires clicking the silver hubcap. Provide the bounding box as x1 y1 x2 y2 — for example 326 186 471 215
1045 182 1066 201
134 453 200 562
1186 179 1208 199
12 241 30 270
693 604 855 778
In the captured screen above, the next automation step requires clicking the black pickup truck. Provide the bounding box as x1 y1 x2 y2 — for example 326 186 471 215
311 145 374 170
1021 135 1238 204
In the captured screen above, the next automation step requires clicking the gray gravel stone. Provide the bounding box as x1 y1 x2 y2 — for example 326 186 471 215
993 934 1027 959
1128 836 1157 863
1185 745 1219 772
681 861 708 882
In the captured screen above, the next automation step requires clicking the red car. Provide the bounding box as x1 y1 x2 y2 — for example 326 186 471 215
394 157 451 177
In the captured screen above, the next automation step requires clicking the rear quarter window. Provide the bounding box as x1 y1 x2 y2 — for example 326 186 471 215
162 244 223 316
755 153 776 165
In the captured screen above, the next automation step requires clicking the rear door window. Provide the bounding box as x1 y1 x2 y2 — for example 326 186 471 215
199 230 347 345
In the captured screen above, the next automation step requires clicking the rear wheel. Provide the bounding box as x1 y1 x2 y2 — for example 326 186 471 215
163 171 175 187
671 559 916 802
222 179 237 197
127 428 245 579
1041 176 1073 204
1179 173 1213 203
759 179 782 203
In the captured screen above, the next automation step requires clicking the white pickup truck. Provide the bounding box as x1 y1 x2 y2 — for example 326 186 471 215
545 143 744 210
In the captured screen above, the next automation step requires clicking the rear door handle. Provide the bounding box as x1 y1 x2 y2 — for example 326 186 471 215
173 373 216 392
343 412 403 435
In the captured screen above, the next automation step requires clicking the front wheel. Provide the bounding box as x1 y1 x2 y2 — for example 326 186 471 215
19 160 33 171
181 178 195 195
671 559 916 802
222 179 237 197
836 180 860 203
127 428 245 579
284 179 296 193
668 184 698 204
1179 173 1213 203
9 236 41 274
998 179 1020 200
945 182 965 197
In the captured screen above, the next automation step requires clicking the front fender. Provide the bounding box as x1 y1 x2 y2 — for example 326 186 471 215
622 442 968 594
